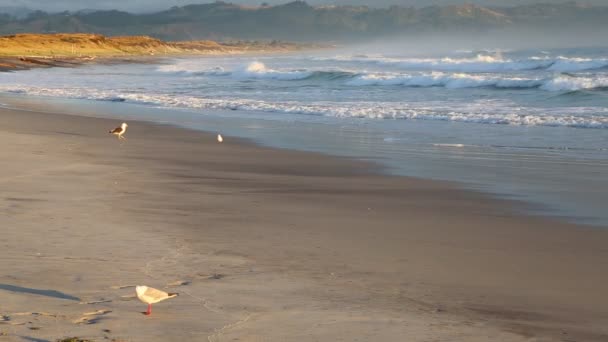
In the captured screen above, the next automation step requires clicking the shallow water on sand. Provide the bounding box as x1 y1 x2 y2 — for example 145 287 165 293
2 94 607 227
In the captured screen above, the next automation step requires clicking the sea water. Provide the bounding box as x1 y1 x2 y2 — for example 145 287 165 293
1 47 607 226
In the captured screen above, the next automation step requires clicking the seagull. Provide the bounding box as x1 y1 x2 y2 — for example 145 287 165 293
109 122 128 140
135 285 178 316
217 134 223 143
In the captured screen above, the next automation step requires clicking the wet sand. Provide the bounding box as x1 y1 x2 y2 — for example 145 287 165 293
1 105 607 342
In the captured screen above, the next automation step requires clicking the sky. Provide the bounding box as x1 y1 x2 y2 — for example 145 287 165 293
1 0 606 13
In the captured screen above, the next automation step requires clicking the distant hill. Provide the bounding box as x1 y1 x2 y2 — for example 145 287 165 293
0 1 606 42
0 6 33 19
307 0 608 7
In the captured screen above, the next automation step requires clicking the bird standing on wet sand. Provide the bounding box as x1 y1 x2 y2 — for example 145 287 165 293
109 122 128 140
136 285 178 316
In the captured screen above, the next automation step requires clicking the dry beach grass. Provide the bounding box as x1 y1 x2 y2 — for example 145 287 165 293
0 33 319 72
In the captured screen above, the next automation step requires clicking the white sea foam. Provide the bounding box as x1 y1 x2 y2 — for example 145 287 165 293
2 85 607 129
346 72 545 89
540 75 608 92
157 59 608 91
314 54 608 73
157 63 230 76
433 143 467 148
231 61 313 80
158 61 313 80
347 72 608 91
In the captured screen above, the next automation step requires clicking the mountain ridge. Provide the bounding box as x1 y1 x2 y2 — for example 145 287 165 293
0 1 606 41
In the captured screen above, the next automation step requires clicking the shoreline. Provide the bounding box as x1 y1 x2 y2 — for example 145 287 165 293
0 50 301 72
1 93 604 228
0 55 164 72
1 102 608 341
0 47 323 72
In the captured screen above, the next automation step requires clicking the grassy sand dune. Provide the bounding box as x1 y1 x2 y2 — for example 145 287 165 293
0 33 318 71
0 33 181 57
0 33 308 57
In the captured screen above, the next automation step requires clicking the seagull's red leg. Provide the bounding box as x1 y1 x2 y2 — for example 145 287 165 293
145 304 152 315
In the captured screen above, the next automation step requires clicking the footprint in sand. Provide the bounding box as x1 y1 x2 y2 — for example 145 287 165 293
166 280 191 287
1 312 57 326
119 294 137 301
73 309 112 325
11 312 56 317
0 317 25 326
206 273 225 280
110 285 137 290
79 299 112 305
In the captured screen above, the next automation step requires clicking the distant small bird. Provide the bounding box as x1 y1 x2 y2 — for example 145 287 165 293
217 134 223 143
109 122 128 140
135 285 178 316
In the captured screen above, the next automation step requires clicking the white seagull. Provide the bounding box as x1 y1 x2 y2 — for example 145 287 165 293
217 134 223 143
109 122 128 140
135 285 178 316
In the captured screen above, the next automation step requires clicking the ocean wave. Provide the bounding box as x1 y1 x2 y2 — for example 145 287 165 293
157 63 229 76
431 143 607 152
231 61 313 80
158 60 608 91
2 85 607 129
158 61 318 80
314 54 608 73
159 61 358 81
548 57 608 72
347 72 608 92
540 75 608 92
346 72 544 89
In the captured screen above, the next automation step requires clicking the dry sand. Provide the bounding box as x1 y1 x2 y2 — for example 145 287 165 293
1 105 607 342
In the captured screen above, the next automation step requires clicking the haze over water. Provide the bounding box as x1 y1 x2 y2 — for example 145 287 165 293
2 46 607 225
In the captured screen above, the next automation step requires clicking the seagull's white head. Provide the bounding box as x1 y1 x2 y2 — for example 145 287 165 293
122 122 128 129
135 285 148 296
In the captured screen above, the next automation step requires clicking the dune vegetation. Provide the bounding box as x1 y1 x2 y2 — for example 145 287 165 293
0 33 314 71
0 33 305 57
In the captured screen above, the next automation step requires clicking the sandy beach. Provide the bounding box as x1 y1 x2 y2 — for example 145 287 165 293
1 105 608 342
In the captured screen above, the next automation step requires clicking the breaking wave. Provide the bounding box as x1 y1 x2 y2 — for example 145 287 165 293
540 75 608 92
348 72 608 92
158 61 359 82
157 61 608 92
231 61 313 80
313 54 608 73
2 85 607 129
347 72 543 89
